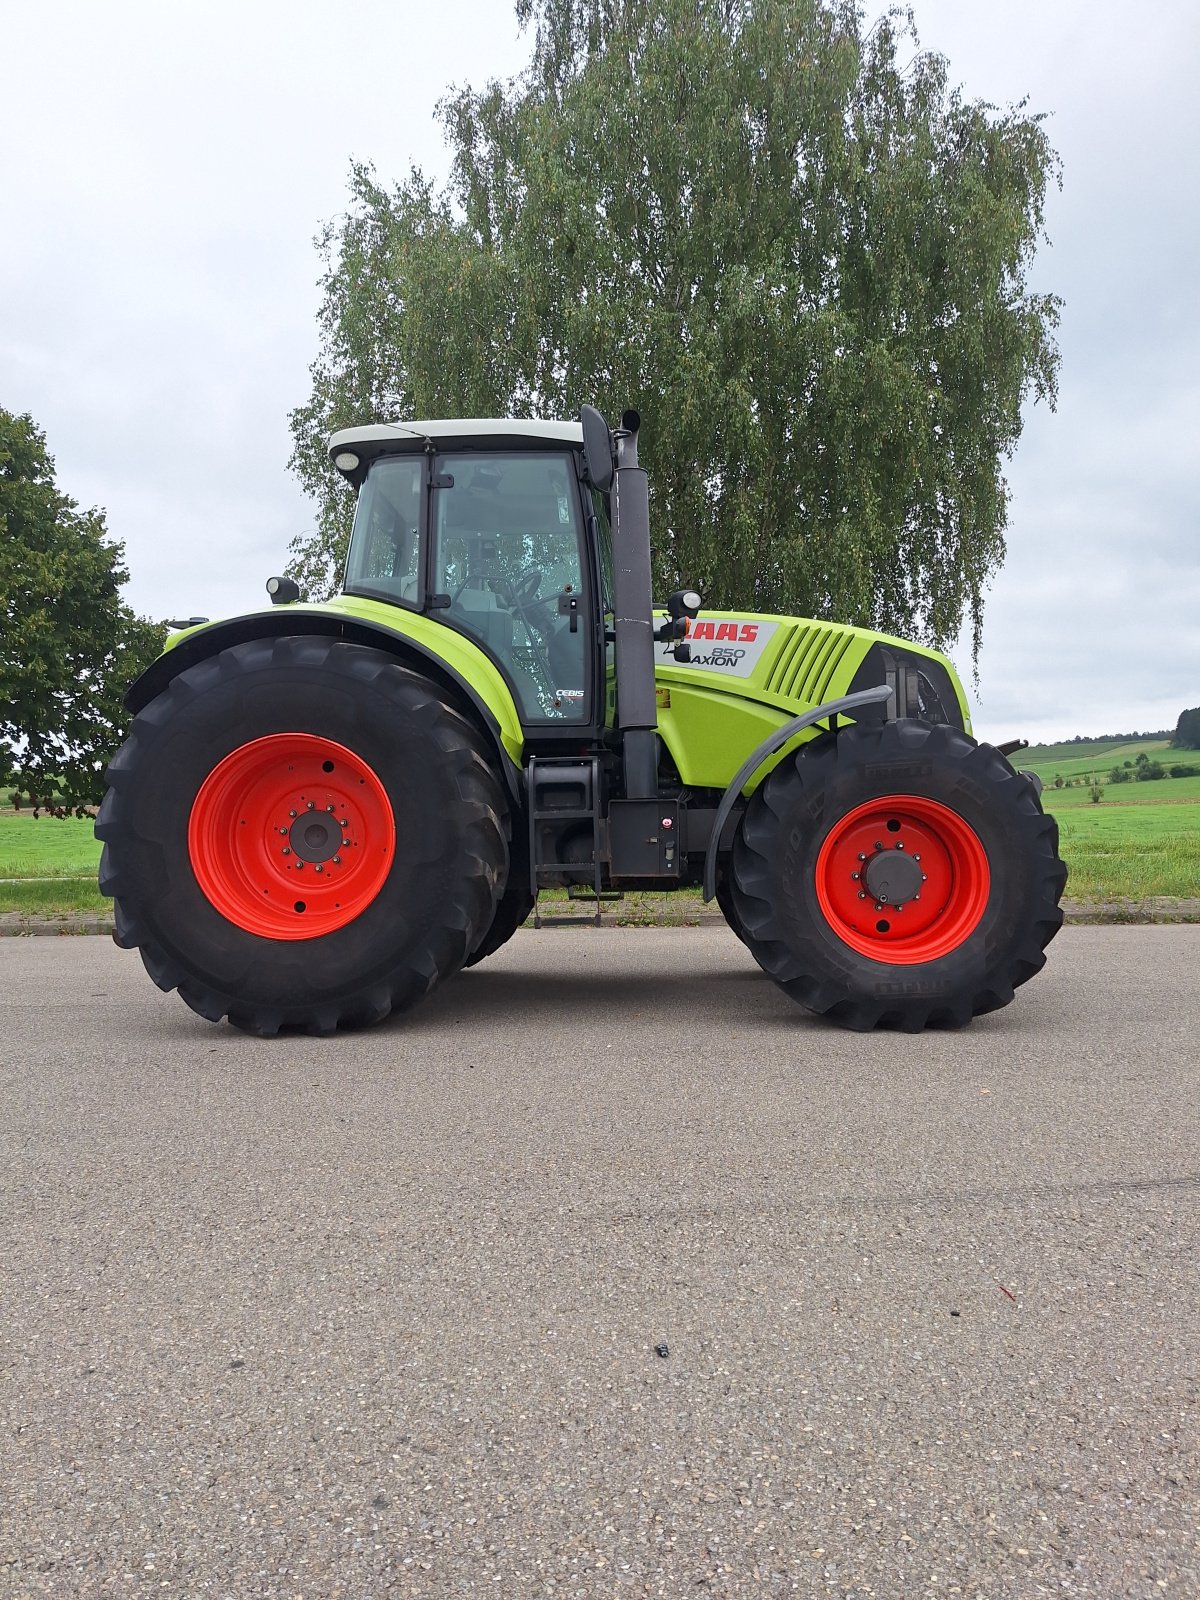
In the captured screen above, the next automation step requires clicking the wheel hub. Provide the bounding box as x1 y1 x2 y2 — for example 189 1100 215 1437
860 844 923 907
288 809 343 864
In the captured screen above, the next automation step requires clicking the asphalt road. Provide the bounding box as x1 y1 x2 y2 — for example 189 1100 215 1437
2 928 1198 1598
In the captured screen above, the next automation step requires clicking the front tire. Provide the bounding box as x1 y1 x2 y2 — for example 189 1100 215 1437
96 637 508 1034
730 718 1067 1031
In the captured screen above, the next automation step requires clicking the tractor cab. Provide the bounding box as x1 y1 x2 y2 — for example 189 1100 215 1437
333 420 608 734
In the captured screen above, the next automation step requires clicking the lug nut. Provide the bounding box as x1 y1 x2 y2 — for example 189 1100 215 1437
281 846 291 856
339 818 349 828
895 841 904 850
306 801 316 811
851 871 860 881
314 865 324 874
874 840 883 850
921 874 928 882
289 809 298 818
858 892 866 900
913 853 921 862
857 852 866 862
295 860 304 870
326 804 336 813
278 826 288 836
332 855 342 866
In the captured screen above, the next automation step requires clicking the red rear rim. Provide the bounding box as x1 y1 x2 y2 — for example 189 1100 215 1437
814 795 990 964
188 734 394 940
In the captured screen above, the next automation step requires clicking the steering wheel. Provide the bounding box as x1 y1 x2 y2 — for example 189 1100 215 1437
509 567 543 606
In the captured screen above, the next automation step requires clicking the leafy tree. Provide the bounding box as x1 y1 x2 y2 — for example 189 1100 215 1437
288 0 1061 658
0 408 164 815
1173 707 1200 749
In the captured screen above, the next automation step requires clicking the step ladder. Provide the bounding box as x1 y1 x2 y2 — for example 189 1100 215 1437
526 755 620 928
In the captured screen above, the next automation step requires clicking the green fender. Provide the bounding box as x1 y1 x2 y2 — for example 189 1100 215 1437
126 597 526 795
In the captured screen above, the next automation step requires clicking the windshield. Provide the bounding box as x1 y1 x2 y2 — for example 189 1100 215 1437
344 457 422 605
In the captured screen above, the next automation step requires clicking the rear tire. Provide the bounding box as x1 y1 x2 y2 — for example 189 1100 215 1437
464 876 535 966
730 718 1067 1031
96 637 508 1034
465 815 534 966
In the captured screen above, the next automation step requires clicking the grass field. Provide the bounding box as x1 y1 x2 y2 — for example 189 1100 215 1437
0 813 107 915
1019 736 1176 767
1021 737 1197 789
1037 773 1200 808
1052 804 1200 900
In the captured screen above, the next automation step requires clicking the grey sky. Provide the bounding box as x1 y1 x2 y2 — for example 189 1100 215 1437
2 0 1197 744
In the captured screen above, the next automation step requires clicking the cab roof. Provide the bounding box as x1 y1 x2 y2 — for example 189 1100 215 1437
328 418 584 478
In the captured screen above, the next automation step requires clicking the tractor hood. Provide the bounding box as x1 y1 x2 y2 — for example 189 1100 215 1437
648 608 970 791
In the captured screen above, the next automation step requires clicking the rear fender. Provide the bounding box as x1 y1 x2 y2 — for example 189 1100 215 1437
126 609 524 801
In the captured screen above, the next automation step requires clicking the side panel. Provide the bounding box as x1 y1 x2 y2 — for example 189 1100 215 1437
656 684 791 790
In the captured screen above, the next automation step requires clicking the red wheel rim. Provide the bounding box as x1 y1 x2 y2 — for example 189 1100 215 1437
188 734 394 940
814 795 990 964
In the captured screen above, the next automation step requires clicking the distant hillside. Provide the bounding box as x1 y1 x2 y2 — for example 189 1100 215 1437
1025 731 1173 758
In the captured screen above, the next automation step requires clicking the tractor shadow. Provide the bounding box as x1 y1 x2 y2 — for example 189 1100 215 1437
401 951 812 1036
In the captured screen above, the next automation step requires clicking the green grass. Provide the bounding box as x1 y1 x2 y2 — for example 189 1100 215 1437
1051 804 1200 901
0 879 110 915
0 812 102 878
0 813 104 915
1018 739 1200 841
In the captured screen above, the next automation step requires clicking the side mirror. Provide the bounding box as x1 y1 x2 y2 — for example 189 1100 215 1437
580 404 614 493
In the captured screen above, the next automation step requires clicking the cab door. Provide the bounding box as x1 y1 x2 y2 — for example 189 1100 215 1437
429 451 593 727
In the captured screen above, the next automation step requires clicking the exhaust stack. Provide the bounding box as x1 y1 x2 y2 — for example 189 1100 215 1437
609 411 658 800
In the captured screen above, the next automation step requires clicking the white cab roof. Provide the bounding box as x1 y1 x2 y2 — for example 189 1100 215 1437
328 418 584 459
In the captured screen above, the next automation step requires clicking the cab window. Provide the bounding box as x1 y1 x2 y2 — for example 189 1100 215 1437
343 458 422 605
432 453 588 723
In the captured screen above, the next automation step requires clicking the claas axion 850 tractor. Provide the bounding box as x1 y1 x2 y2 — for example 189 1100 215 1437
97 406 1066 1035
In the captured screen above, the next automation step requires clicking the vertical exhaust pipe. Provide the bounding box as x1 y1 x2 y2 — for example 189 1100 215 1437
610 411 658 800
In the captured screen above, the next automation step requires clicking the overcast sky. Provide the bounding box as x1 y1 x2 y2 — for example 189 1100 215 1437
3 0 1197 743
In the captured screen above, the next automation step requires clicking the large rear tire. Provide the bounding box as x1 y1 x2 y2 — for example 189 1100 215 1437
96 637 508 1034
464 816 534 966
730 718 1067 1031
464 877 536 967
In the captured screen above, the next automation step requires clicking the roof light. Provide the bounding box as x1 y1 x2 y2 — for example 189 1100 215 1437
334 451 360 471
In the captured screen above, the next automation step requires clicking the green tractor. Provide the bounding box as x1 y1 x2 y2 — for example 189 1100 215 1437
96 407 1066 1034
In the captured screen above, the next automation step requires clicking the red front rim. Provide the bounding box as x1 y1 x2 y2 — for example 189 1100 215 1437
814 795 990 964
188 734 394 940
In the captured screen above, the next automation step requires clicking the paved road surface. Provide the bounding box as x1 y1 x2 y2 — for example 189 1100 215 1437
2 928 1198 1597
